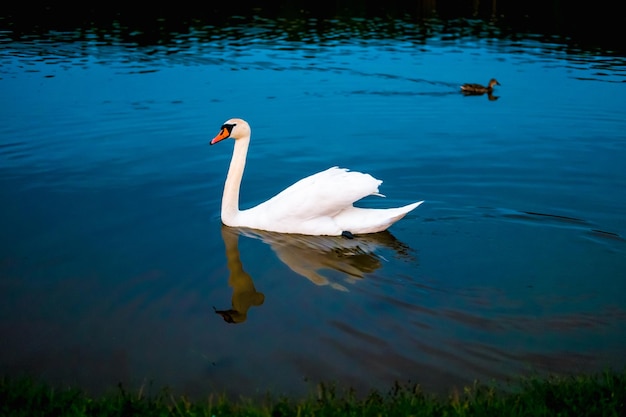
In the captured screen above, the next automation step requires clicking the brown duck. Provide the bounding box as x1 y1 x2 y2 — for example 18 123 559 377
460 78 500 95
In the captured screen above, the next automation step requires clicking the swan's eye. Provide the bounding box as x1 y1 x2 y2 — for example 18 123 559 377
221 123 236 136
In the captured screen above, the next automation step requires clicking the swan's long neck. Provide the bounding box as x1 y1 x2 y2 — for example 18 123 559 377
221 136 250 225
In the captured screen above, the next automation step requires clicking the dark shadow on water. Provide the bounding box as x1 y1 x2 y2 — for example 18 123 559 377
214 225 416 323
479 207 626 250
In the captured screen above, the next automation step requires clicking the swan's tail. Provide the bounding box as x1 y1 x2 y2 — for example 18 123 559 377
335 201 424 235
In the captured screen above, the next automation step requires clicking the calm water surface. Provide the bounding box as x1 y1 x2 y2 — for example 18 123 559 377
1 17 626 399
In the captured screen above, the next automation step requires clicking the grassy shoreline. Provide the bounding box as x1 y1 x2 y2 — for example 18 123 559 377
2 370 625 416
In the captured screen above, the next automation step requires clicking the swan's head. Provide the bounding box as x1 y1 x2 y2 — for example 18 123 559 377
210 118 251 145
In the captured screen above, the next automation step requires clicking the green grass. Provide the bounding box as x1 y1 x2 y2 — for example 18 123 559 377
1 370 625 416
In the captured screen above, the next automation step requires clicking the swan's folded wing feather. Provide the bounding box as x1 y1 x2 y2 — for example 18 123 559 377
334 201 423 234
256 167 383 221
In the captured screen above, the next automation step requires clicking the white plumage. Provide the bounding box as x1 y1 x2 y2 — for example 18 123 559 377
210 118 422 236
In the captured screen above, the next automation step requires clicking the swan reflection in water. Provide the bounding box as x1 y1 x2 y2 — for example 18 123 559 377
214 225 416 323
213 226 266 324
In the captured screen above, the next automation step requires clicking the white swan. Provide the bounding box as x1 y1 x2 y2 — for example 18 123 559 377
210 118 423 236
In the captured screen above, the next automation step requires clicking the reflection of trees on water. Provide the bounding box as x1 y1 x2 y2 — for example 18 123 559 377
2 1 622 56
214 225 416 323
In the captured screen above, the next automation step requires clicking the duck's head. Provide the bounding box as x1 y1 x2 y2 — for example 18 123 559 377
488 79 501 88
210 118 251 145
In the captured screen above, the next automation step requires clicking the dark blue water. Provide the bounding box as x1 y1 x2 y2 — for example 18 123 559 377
1 14 626 399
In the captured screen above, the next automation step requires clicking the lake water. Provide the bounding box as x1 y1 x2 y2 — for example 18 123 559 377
1 9 626 400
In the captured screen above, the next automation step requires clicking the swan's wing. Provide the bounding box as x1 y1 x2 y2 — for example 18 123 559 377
237 167 421 235
253 167 382 220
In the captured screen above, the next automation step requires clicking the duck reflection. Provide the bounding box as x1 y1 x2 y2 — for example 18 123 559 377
214 225 416 323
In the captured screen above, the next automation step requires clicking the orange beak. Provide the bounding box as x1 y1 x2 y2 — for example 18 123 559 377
210 127 231 145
